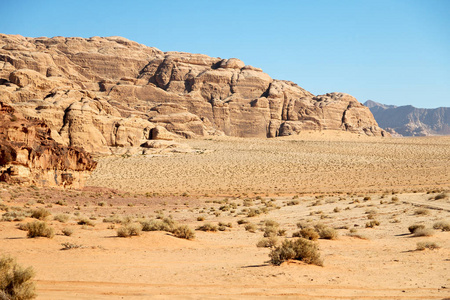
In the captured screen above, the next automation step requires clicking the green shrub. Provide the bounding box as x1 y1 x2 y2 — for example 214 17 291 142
117 223 142 237
408 224 425 234
173 225 195 240
0 255 36 300
433 220 450 232
26 221 54 238
269 238 323 266
30 208 51 220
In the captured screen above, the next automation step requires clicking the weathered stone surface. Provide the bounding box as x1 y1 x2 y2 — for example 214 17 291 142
0 102 97 187
0 34 387 153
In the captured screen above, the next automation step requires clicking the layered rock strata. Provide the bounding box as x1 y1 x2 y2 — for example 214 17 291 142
0 34 387 153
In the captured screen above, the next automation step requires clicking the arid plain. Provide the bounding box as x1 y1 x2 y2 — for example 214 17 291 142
1 132 450 299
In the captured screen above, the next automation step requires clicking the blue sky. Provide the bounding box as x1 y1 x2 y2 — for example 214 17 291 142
2 0 449 108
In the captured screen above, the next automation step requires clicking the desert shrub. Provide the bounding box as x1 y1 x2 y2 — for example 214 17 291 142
256 236 278 248
247 208 261 217
61 227 73 236
414 208 430 216
263 220 279 227
218 225 226 231
196 223 218 232
53 214 69 223
30 208 51 220
140 218 176 232
218 222 232 228
77 218 95 227
244 223 257 233
173 225 195 240
296 221 308 229
237 219 248 225
196 216 205 221
1 211 28 222
103 215 123 224
434 193 448 200
333 207 341 213
269 238 323 266
413 228 434 237
416 241 440 250
391 196 399 202
408 224 425 234
277 229 287 236
61 242 83 250
365 220 380 228
314 223 338 239
292 228 319 241
26 221 54 238
286 200 300 206
16 223 30 231
98 201 107 207
117 223 142 237
263 226 278 237
0 255 36 300
432 220 450 231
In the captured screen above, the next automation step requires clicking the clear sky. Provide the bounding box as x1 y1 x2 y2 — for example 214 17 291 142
2 0 449 108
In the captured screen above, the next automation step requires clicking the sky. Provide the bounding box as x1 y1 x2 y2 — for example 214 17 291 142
1 0 449 108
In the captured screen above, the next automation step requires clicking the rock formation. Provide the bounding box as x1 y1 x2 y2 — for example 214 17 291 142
0 34 387 154
0 102 97 187
364 100 450 136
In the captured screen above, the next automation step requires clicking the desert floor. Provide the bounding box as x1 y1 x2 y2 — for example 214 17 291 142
1 133 450 299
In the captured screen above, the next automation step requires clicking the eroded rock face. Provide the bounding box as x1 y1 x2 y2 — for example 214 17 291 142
0 34 387 153
0 102 97 188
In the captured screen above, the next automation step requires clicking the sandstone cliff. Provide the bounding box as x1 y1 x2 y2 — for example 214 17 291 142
0 102 97 187
365 100 450 136
0 34 386 153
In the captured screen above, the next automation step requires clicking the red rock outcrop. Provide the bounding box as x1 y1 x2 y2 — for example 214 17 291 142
0 34 387 153
0 102 97 187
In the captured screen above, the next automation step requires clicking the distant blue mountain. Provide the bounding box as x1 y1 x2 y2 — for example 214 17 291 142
364 100 450 136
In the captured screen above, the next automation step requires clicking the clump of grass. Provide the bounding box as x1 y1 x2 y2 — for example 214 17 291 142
365 220 380 228
140 218 176 232
0 255 36 300
30 208 51 220
314 224 338 240
61 242 84 250
173 225 195 240
269 238 323 266
292 227 319 241
433 220 450 231
416 241 440 251
408 224 425 234
77 218 95 227
61 227 74 236
26 221 54 238
244 223 257 233
414 208 430 216
103 215 123 224
237 219 248 225
1 211 28 222
196 223 218 232
196 216 205 221
256 236 278 248
54 214 69 223
117 223 142 237
413 228 434 237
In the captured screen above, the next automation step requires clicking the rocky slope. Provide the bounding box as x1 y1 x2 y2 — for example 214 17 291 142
0 102 96 187
0 34 386 153
365 100 450 136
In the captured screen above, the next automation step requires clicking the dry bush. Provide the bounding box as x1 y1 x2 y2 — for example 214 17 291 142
30 208 51 220
263 226 278 238
196 216 205 221
365 220 380 228
414 208 430 216
256 236 278 248
173 225 195 240
244 223 257 233
433 193 448 200
0 255 36 300
196 223 218 232
1 211 28 222
60 242 83 250
26 221 54 238
416 241 440 251
140 218 176 232
292 228 319 241
269 238 323 266
61 227 73 237
433 220 450 231
77 218 95 227
53 214 69 223
102 215 123 224
413 228 434 237
237 219 248 225
117 223 142 237
314 223 338 239
408 224 425 234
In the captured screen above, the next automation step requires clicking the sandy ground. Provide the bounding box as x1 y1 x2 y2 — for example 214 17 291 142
1 132 450 299
87 132 450 196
